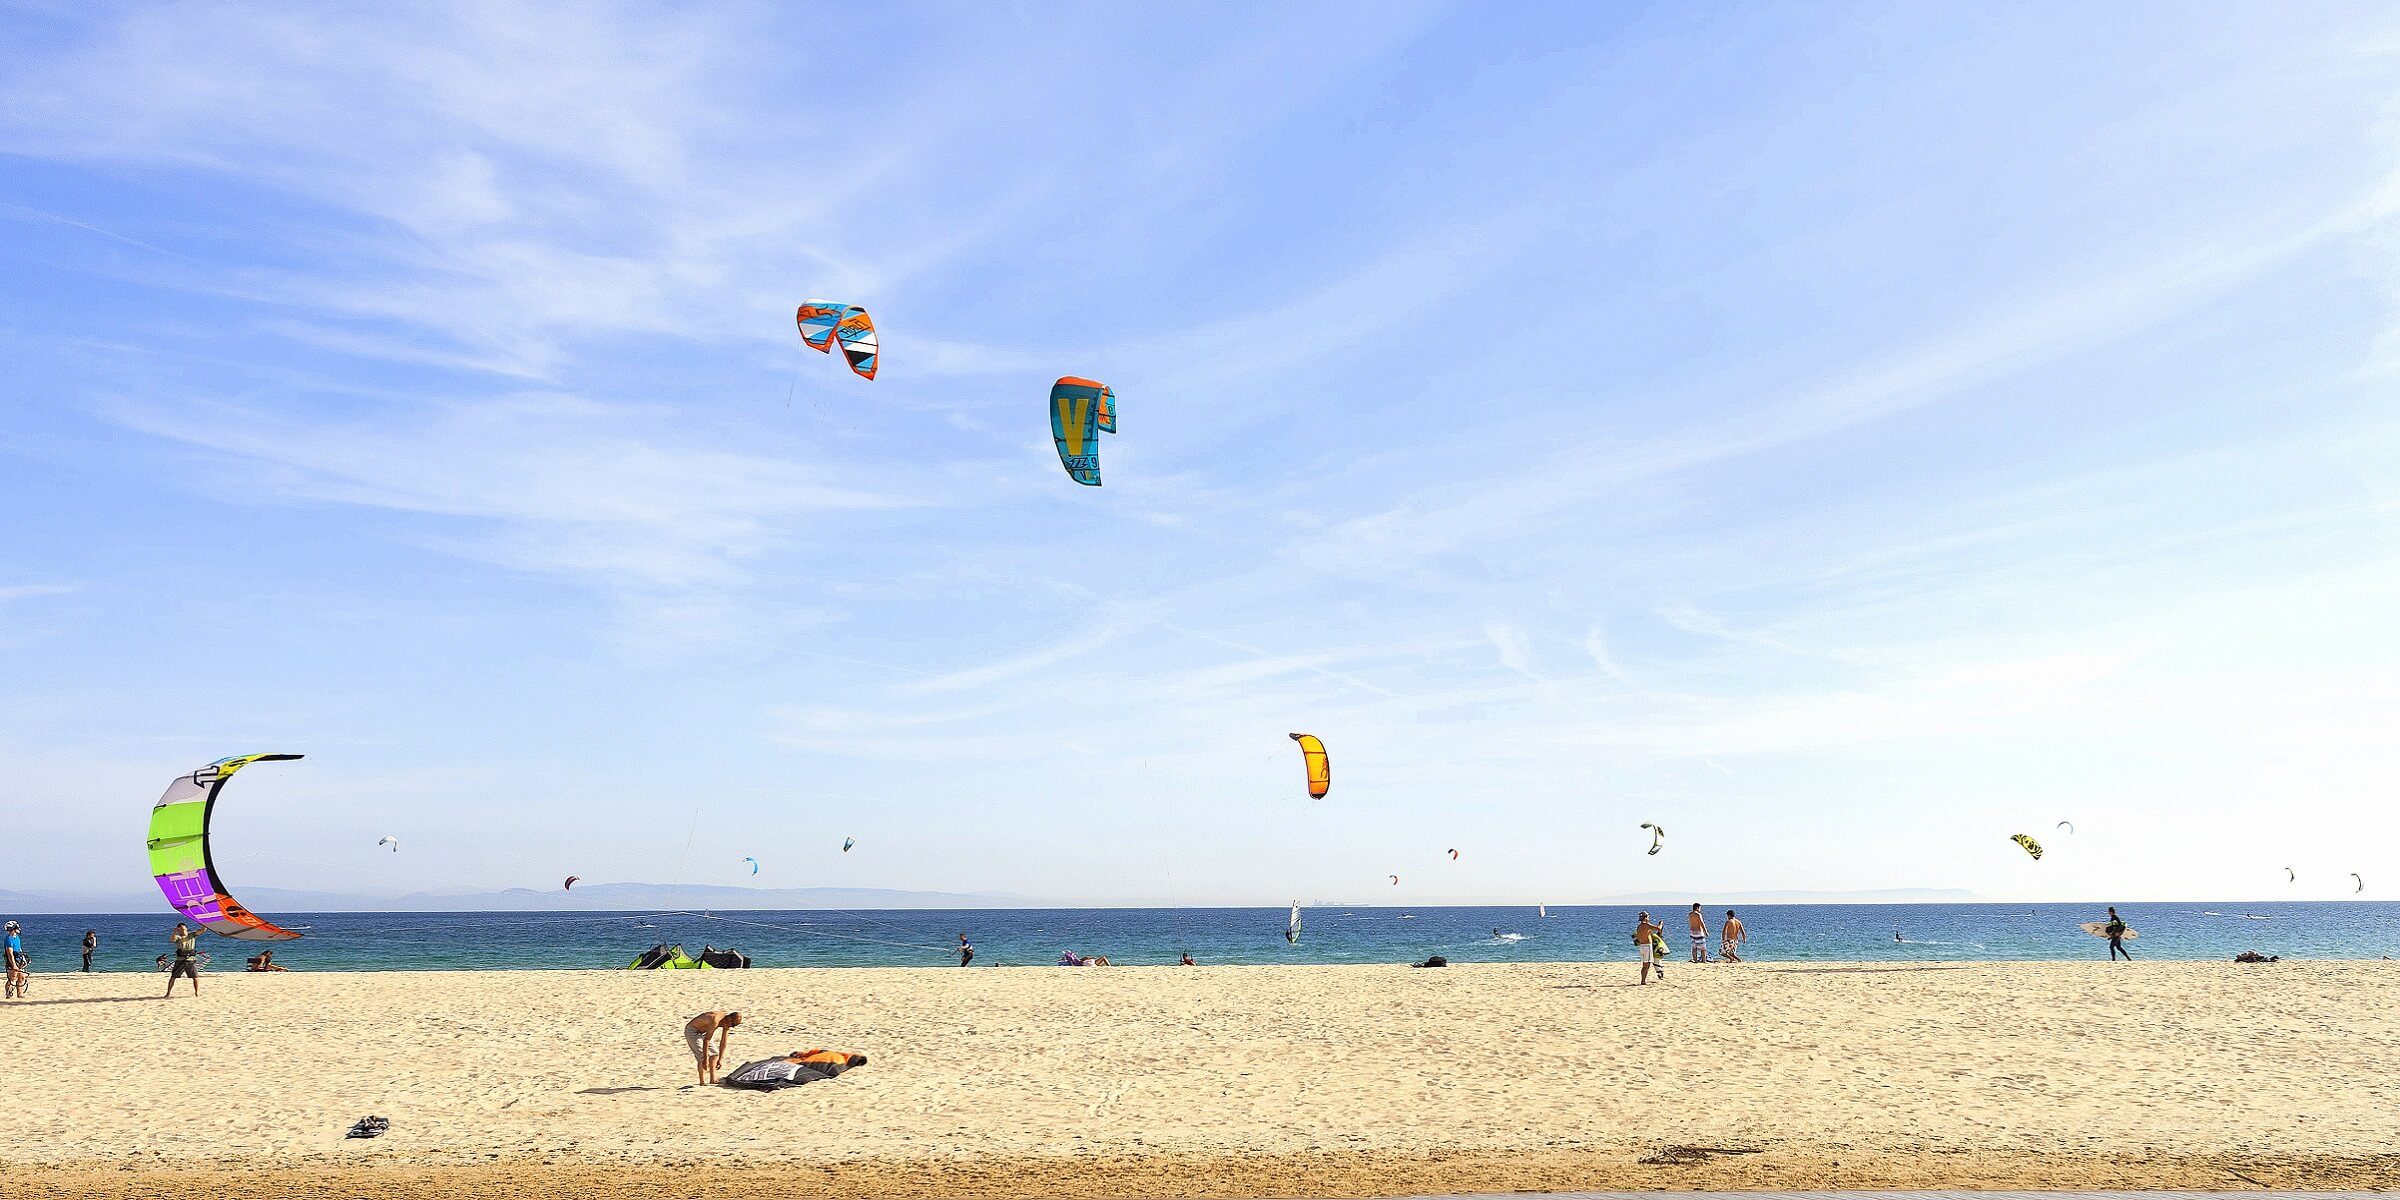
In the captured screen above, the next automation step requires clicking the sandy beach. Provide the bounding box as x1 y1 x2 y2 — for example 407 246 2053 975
4 960 2396 1197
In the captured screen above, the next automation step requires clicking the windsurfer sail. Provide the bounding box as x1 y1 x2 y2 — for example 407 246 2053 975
1286 903 1301 945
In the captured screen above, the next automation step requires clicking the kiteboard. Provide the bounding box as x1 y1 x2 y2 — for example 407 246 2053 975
2079 921 2137 940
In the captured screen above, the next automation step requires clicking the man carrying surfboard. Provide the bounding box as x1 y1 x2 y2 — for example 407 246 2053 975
2102 906 2132 961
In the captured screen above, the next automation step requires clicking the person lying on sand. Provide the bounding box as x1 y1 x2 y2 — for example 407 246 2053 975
244 949 289 972
684 1011 743 1084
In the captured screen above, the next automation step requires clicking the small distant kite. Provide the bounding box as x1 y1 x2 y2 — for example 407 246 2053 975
2055 821 2074 834
2354 873 2366 895
744 857 759 875
2286 867 2297 883
795 301 878 380
1447 848 1459 860
2010 834 2043 861
1389 874 1401 886
1289 734 1330 799
842 837 855 853
1050 377 1117 486
375 835 399 853
1640 823 1665 856
563 876 579 891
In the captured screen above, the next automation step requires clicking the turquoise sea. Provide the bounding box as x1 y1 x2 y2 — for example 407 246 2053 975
7 901 2395 972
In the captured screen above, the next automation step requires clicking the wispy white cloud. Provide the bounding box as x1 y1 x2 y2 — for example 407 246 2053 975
103 392 910 592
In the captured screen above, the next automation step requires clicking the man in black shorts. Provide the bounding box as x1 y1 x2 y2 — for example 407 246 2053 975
81 930 98 973
957 933 974 967
165 922 201 998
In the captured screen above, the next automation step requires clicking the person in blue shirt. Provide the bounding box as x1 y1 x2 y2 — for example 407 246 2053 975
4 920 27 999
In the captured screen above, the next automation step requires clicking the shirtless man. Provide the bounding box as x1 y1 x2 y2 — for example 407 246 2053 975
1634 911 1666 985
1720 910 1746 962
1687 903 1710 963
684 1011 743 1084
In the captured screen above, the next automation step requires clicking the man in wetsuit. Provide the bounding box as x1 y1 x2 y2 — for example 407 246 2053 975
81 930 98 973
957 933 974 967
165 922 201 998
2104 906 2133 961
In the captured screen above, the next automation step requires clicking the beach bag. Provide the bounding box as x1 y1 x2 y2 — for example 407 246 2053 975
723 1058 832 1091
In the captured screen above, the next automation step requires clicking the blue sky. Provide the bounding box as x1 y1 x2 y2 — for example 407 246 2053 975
3 4 2397 906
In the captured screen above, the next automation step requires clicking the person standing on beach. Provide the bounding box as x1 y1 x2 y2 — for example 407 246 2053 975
81 930 98 973
2104 906 2133 962
958 933 974 967
1720 910 1745 962
1634 911 1666 984
4 921 26 999
1687 904 1710 963
684 1010 742 1084
164 922 201 998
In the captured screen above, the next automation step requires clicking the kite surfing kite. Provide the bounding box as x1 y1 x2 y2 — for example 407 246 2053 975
1640 823 1665 856
744 857 759 875
146 754 306 941
1050 377 1117 486
2286 867 2297 883
1288 733 1330 799
2011 833 2044 861
2355 873 2366 894
842 837 855 853
794 301 879 380
1389 874 1401 886
1448 848 1459 860
376 835 399 852
563 876 579 891
2055 821 2075 834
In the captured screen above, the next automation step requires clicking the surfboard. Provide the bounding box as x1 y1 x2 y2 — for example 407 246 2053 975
2079 921 2137 940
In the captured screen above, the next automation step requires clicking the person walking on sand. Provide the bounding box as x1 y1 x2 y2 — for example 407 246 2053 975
1687 903 1711 963
2104 906 2133 962
4 921 26 999
1720 910 1746 962
81 929 98 973
684 1010 742 1084
1634 911 1667 984
957 933 974 967
164 922 201 998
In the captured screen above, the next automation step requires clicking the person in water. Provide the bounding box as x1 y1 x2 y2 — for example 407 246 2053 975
165 922 201 998
1687 903 1710 963
81 929 98 973
1634 911 1666 984
2104 906 2133 961
957 933 973 967
684 1011 742 1084
1720 910 1745 962
1284 928 1297 944
1180 951 1195 966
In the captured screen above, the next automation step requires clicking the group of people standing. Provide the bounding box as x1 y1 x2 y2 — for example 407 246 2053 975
1631 904 1748 983
3 922 106 998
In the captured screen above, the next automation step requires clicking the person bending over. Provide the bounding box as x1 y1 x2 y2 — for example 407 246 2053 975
684 1011 743 1084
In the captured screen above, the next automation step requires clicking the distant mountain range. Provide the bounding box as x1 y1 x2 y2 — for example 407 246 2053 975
0 882 1016 914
